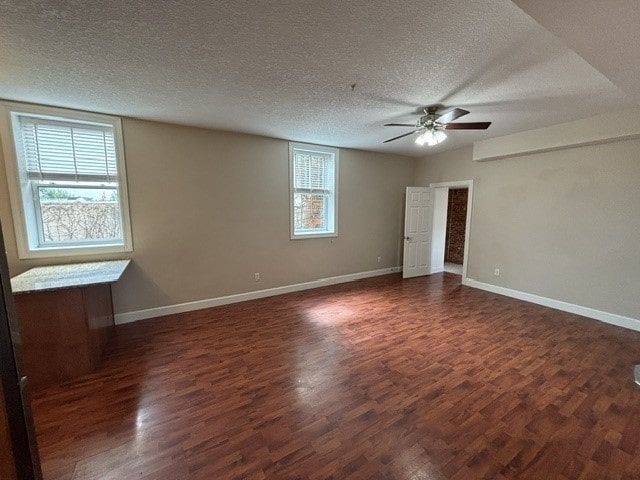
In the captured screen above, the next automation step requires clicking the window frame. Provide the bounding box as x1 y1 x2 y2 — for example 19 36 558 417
0 101 133 259
289 141 339 240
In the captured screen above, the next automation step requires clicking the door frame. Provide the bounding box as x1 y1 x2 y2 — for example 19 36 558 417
0 221 42 479
429 180 474 283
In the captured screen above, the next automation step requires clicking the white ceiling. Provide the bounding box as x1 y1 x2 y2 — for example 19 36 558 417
0 0 635 157
512 0 640 104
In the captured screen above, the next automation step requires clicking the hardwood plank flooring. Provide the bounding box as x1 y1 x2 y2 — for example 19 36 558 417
29 273 640 479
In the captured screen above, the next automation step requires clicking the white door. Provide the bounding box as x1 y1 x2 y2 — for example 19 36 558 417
403 187 434 278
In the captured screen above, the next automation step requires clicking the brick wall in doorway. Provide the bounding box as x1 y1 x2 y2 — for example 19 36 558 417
445 188 467 264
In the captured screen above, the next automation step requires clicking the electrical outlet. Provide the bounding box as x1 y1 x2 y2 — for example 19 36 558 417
377 256 382 263
494 268 500 276
254 272 260 281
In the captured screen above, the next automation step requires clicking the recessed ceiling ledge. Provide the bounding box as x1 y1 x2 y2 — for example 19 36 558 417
473 109 640 161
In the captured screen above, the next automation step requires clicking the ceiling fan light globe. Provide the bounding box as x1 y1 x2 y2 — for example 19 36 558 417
423 130 436 143
414 133 427 146
434 130 448 144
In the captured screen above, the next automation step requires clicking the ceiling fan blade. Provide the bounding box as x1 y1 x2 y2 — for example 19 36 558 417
444 122 492 130
383 129 421 143
436 108 470 124
383 123 417 127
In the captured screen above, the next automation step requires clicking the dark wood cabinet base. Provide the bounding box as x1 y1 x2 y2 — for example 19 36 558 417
14 284 114 392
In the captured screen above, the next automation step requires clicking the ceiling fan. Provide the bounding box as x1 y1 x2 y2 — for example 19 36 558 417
383 106 491 146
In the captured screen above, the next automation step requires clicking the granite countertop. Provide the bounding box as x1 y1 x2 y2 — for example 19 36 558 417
10 259 131 294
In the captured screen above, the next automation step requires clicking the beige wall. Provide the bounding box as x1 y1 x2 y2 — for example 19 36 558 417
4 104 637 322
0 117 415 315
415 140 640 320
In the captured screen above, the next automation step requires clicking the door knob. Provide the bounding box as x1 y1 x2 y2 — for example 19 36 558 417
404 236 411 240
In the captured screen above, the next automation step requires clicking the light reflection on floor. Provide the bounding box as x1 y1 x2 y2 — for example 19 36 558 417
303 303 355 326
294 302 352 405
294 331 339 404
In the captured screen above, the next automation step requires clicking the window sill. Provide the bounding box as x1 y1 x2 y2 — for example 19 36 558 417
290 232 338 240
17 242 133 260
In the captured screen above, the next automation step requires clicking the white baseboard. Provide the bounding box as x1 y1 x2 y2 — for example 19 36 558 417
115 269 639 332
463 278 640 332
114 266 402 325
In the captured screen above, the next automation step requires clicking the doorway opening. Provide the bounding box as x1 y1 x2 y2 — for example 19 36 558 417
444 188 467 275
430 180 473 282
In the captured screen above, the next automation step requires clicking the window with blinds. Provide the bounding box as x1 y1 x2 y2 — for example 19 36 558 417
2 105 132 258
18 116 118 183
289 143 338 238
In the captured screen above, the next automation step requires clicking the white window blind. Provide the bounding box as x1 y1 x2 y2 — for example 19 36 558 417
17 115 118 183
290 143 337 238
293 151 332 194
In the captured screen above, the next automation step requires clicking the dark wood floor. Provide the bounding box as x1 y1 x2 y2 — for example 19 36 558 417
30 273 640 479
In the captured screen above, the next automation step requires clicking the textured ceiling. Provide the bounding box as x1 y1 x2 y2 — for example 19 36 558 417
513 0 640 104
0 0 634 157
